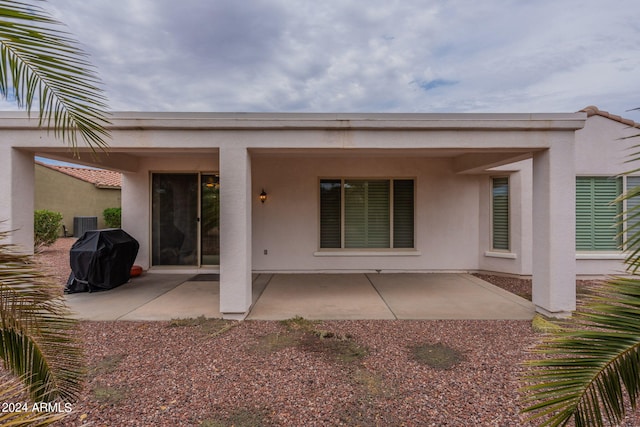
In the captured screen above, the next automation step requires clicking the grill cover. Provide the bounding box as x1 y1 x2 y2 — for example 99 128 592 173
65 229 140 293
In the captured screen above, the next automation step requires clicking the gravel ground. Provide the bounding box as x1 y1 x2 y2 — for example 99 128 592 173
2 238 629 426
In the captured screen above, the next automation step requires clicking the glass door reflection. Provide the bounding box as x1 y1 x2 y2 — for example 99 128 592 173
200 174 220 266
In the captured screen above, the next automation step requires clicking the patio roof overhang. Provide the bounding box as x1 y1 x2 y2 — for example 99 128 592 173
2 111 586 174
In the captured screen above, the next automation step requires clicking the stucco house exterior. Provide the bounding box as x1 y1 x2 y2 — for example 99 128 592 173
35 162 121 235
0 106 637 319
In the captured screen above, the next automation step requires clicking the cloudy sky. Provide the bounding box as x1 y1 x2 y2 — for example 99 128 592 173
9 0 640 119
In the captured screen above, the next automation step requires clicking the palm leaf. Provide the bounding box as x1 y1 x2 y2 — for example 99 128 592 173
523 123 640 426
523 277 640 426
0 229 83 402
0 376 65 426
0 0 110 152
0 0 101 418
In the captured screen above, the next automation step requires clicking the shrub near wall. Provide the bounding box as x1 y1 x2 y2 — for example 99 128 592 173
103 207 121 228
34 209 63 248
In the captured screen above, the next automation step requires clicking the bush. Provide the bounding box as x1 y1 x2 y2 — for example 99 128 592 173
103 207 121 228
34 209 63 248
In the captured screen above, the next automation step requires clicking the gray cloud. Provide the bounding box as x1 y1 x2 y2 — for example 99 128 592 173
8 0 637 120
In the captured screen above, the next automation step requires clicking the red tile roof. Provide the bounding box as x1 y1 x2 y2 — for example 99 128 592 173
37 162 121 188
580 105 639 128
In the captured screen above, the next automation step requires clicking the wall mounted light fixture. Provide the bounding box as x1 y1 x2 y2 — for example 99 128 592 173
204 175 219 188
259 189 267 203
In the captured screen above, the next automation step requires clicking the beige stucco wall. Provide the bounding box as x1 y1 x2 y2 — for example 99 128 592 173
0 148 34 252
115 121 618 279
478 160 533 276
251 155 481 272
34 115 627 280
478 115 640 277
122 154 482 273
574 115 640 275
35 164 121 235
575 115 637 175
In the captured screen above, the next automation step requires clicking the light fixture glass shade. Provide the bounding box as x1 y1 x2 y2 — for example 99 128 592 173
204 175 219 188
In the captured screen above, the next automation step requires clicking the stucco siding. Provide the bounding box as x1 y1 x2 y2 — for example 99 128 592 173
251 155 481 272
479 116 640 277
575 115 638 175
123 154 482 272
478 162 533 276
573 116 640 275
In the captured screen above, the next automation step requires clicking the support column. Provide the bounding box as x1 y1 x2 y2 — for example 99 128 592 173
121 172 150 269
532 139 576 317
0 147 34 253
219 146 252 319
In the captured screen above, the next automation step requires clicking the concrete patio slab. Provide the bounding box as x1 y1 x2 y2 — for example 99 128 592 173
63 272 535 321
367 273 535 320
64 273 188 321
120 280 220 320
247 273 396 320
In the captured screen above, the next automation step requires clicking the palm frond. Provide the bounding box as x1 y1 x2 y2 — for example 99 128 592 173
0 0 110 153
523 277 640 426
523 125 640 426
0 229 83 402
0 376 66 426
617 180 640 273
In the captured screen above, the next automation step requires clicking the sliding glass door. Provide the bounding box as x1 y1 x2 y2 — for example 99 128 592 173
200 174 220 265
151 173 219 266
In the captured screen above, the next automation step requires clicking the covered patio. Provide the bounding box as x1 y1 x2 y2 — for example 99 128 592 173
63 273 534 321
1 112 585 319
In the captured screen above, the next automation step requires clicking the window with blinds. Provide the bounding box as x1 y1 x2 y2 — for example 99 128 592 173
576 176 622 251
491 177 509 250
393 180 415 248
627 176 640 245
319 178 414 249
319 179 341 248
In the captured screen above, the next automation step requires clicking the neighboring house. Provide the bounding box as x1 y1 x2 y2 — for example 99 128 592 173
35 162 121 236
0 107 637 319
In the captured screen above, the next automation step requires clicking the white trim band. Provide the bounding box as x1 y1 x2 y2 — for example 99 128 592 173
484 251 517 259
576 252 625 260
314 250 422 257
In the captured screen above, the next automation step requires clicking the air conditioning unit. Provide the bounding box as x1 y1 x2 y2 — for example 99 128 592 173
73 216 98 237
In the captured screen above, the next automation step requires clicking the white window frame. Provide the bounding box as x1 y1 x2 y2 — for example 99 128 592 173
490 176 510 252
317 177 416 251
624 175 640 248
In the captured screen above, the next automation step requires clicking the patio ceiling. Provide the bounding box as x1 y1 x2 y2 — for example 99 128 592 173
34 145 535 175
